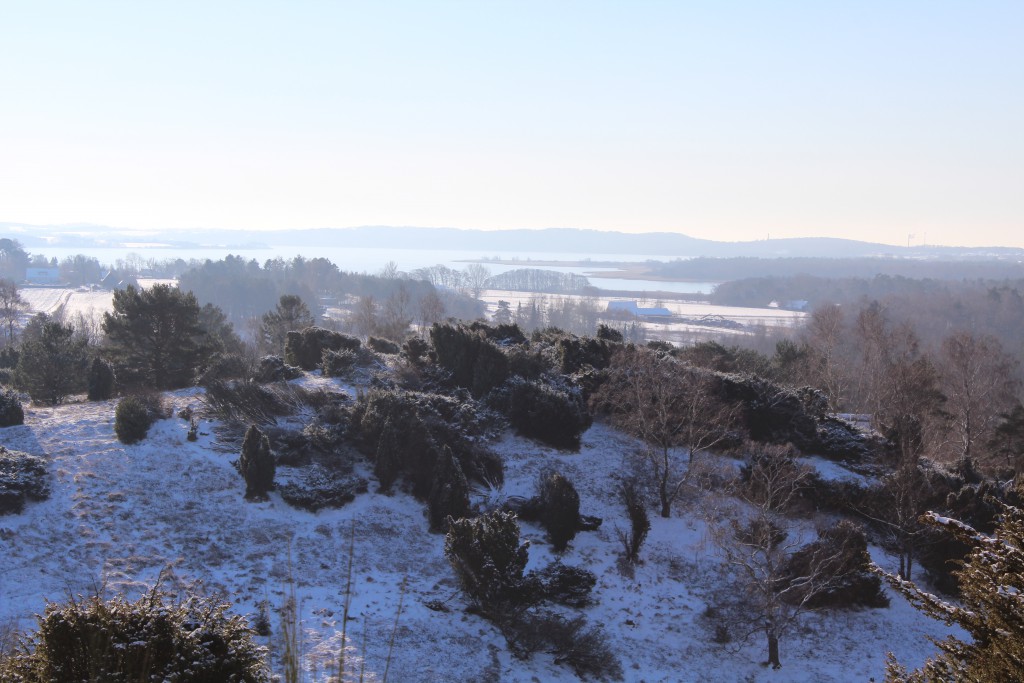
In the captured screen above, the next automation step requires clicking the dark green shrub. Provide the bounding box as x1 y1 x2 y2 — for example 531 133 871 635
0 588 269 682
239 424 275 500
277 466 367 512
367 336 400 354
0 446 49 515
596 324 623 343
556 335 613 374
502 612 622 681
114 396 156 444
374 417 401 493
783 520 889 609
401 336 431 366
530 562 596 607
321 349 358 377
253 355 303 383
445 510 531 611
0 387 24 427
86 357 116 401
195 352 249 386
285 327 360 370
537 471 581 551
0 346 19 369
430 323 509 397
428 445 471 531
502 378 591 451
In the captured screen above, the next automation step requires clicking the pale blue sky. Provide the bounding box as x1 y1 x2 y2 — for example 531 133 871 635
1 1 1021 247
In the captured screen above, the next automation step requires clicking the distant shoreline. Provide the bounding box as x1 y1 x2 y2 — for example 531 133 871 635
454 257 719 285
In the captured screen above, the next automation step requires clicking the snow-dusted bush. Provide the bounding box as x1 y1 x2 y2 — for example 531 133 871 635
783 520 888 609
252 355 303 383
321 348 358 377
499 377 591 451
0 387 24 427
277 466 367 512
429 323 509 397
113 395 156 444
239 424 275 501
619 478 650 565
501 612 622 681
536 470 581 551
367 336 400 354
86 357 116 401
0 446 49 515
285 327 360 371
0 588 268 682
445 510 531 612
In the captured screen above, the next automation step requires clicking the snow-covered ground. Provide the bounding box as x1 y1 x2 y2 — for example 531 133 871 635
0 383 957 682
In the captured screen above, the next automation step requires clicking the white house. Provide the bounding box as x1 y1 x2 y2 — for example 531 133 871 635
25 267 60 284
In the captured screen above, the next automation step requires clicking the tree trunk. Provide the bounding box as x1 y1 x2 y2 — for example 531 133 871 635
767 632 781 669
659 468 671 518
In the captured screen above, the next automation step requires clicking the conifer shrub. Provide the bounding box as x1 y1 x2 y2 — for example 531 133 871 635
595 324 623 343
0 588 269 682
529 562 597 607
783 520 888 609
401 336 431 366
430 323 509 397
113 395 156 444
428 445 470 531
500 377 591 451
277 466 367 512
253 355 303 383
0 446 49 515
445 511 531 612
536 470 582 551
195 352 252 386
321 349 358 377
367 336 400 354
86 357 116 401
285 327 361 370
501 612 622 681
0 387 24 427
556 335 613 374
239 424 275 500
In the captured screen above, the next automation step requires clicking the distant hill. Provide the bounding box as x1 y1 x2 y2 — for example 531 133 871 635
4 222 1022 261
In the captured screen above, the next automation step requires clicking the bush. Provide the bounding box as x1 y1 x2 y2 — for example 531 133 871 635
0 588 268 682
401 336 431 366
113 395 157 444
277 466 367 512
529 562 596 607
783 520 889 609
0 387 24 427
195 352 250 386
285 327 360 371
367 336 400 354
536 470 582 551
202 380 304 426
321 349 358 377
430 323 509 397
619 479 650 564
252 355 303 383
501 377 591 451
239 424 275 500
86 357 116 401
0 446 49 515
445 511 531 612
595 324 623 343
428 445 471 531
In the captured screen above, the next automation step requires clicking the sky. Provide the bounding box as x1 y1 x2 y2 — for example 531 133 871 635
1 1 1022 248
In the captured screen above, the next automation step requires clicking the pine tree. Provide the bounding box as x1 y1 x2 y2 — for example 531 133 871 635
239 424 275 500
14 316 89 405
879 505 1024 682
101 284 209 390
86 357 116 401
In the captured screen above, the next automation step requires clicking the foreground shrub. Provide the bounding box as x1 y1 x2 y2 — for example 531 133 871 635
784 520 888 609
367 336 400 354
445 511 531 612
321 349 358 378
113 395 158 444
0 587 269 682
428 445 470 531
252 355 303 383
277 465 367 512
0 446 49 515
0 387 24 427
619 479 650 565
430 323 509 397
536 471 582 551
86 357 116 401
501 611 622 681
500 377 591 451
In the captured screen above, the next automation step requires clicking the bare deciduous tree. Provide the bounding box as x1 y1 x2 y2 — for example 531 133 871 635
591 346 741 517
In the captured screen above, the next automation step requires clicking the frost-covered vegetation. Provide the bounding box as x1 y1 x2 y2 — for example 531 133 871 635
1 241 1023 681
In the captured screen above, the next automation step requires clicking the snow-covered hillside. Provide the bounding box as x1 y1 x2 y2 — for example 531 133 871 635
0 381 957 682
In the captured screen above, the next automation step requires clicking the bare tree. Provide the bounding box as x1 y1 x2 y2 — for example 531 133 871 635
462 263 491 299
0 278 29 345
708 443 844 669
938 330 1020 467
351 295 378 337
417 290 446 331
591 346 741 517
802 304 849 410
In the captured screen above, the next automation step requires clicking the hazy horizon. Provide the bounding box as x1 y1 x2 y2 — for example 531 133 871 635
2 2 1021 248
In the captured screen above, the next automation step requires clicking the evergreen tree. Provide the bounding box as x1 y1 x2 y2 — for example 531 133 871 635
101 284 209 389
239 424 275 500
374 417 400 493
260 294 314 354
880 505 1024 682
14 317 89 405
86 357 116 401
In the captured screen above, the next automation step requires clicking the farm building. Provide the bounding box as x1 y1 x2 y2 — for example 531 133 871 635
606 300 672 317
25 267 60 284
